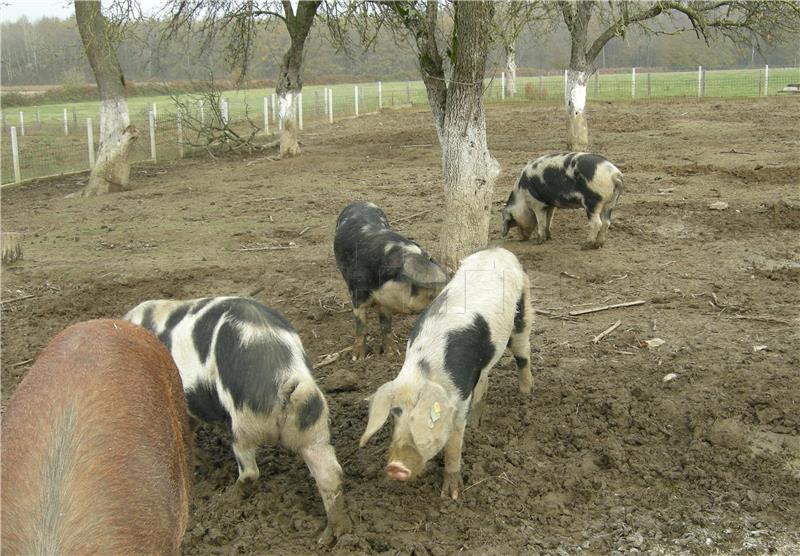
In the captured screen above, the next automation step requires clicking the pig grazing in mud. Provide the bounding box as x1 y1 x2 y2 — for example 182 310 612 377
1 320 192 555
334 201 447 359
124 296 351 544
502 152 624 249
360 248 533 500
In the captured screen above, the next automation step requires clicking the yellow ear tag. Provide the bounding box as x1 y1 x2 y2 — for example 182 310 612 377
429 401 441 427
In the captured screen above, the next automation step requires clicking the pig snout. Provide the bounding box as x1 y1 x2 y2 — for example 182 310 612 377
385 461 411 482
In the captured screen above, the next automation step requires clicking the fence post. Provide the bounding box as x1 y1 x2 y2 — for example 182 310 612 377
10 127 21 184
36 108 40 126
631 67 636 98
501 72 506 100
324 88 329 116
18 112 25 136
298 92 303 130
328 89 334 124
764 64 769 96
647 73 651 97
354 85 359 117
198 100 205 127
378 81 383 110
63 108 69 135
698 66 702 97
564 69 568 99
221 99 229 125
87 118 95 168
148 108 156 162
176 109 184 158
271 94 277 123
151 103 157 128
264 97 269 135
757 69 762 96
406 81 411 103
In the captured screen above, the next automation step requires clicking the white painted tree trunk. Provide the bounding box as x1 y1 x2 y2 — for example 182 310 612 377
278 90 300 157
438 106 501 270
565 69 588 151
83 97 138 197
506 46 517 97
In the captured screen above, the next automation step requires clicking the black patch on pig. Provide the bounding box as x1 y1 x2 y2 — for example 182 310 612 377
408 290 448 347
418 358 431 376
190 297 214 314
298 392 324 431
186 382 230 424
577 153 606 183
514 356 529 370
214 318 291 414
444 314 496 399
137 305 156 334
193 297 293 363
158 303 191 351
513 293 526 333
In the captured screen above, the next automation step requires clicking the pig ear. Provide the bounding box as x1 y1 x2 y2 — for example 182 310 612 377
402 253 447 288
359 381 395 447
408 382 454 456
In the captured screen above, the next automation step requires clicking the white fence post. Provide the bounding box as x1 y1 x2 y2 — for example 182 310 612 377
631 67 637 98
265 96 271 131
354 85 359 117
151 103 157 128
63 108 69 135
10 126 21 183
764 64 769 96
378 81 383 110
501 72 506 100
271 94 277 123
198 100 205 127
564 69 568 99
148 108 156 162
176 109 184 158
221 99 229 125
328 89 334 124
18 111 24 136
324 87 329 116
298 92 303 130
698 66 703 97
87 118 95 168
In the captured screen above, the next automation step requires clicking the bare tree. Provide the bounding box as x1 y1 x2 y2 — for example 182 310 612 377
493 1 547 97
559 0 800 151
380 1 498 268
165 0 320 158
75 0 139 196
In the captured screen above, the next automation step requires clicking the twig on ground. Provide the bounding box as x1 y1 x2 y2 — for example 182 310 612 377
719 149 755 155
10 358 33 368
237 245 298 252
298 226 310 237
569 300 646 316
395 210 431 224
606 274 628 284
1 294 36 306
560 271 580 280
592 320 622 344
729 315 794 325
317 346 353 368
399 144 433 148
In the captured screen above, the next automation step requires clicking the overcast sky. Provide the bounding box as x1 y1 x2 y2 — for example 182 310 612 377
0 0 162 23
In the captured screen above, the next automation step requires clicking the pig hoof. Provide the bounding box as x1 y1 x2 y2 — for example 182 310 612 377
351 345 366 360
532 236 546 245
318 512 352 545
580 241 601 250
441 472 463 501
231 479 257 499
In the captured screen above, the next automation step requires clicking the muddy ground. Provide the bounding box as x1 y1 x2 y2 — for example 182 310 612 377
2 98 799 555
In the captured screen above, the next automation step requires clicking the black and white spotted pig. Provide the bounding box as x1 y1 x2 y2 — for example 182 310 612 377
359 248 533 500
124 296 351 544
334 201 447 359
502 152 624 249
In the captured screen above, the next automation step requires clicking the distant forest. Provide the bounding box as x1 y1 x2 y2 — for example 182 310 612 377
2 11 798 87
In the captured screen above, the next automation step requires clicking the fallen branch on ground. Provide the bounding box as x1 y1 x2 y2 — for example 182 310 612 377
316 346 353 368
1 294 36 306
560 271 579 280
238 245 298 252
10 358 33 368
592 320 622 344
729 315 794 325
569 300 646 316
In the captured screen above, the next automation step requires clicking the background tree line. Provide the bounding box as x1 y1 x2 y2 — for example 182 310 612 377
2 10 798 88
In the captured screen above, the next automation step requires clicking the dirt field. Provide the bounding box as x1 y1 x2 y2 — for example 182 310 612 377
2 97 799 555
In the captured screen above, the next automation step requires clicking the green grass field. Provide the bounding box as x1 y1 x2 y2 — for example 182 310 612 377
2 66 798 185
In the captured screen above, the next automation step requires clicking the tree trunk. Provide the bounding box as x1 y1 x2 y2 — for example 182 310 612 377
438 1 499 269
506 44 517 96
275 0 320 158
565 69 588 151
75 1 137 197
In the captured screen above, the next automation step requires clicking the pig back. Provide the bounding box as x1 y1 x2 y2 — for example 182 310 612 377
1 319 192 555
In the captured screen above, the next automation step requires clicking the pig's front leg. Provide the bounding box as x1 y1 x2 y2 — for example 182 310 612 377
351 305 368 360
441 417 467 500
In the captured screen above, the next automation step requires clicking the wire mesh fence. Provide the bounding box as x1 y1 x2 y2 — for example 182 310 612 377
2 65 798 186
